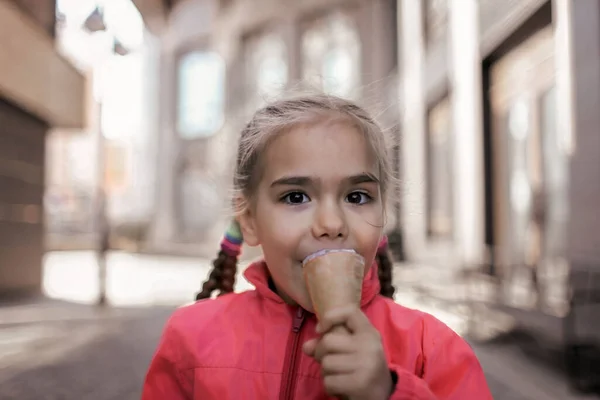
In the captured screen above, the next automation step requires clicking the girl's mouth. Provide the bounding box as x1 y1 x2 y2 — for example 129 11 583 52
302 248 358 266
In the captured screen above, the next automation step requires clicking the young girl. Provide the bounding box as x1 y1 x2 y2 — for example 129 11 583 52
142 94 492 399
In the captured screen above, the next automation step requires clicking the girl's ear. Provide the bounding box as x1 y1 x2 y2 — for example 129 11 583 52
236 199 260 247
238 211 259 246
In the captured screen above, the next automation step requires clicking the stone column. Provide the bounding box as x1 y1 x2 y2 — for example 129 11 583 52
138 30 162 223
148 39 179 247
399 0 426 260
448 0 485 267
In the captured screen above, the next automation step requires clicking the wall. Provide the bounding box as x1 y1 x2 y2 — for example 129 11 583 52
0 99 46 297
0 0 85 297
0 0 84 129
479 0 548 57
567 0 600 268
9 0 56 37
566 0 600 341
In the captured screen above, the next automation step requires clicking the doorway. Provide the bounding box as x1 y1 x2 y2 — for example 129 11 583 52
489 26 569 315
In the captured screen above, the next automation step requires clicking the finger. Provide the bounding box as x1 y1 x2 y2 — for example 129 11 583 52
316 306 357 334
318 306 372 334
321 354 357 375
323 373 355 397
314 331 354 362
302 338 318 357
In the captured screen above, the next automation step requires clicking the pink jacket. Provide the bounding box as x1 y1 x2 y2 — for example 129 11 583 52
142 260 493 399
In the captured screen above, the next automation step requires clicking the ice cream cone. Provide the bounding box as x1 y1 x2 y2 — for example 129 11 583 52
302 249 365 329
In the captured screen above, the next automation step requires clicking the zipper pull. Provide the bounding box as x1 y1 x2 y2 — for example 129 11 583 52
292 308 305 332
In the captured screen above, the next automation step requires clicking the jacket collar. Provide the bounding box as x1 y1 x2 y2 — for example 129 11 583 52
243 259 381 309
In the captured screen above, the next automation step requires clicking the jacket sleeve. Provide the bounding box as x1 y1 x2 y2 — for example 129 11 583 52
141 318 193 400
388 315 493 400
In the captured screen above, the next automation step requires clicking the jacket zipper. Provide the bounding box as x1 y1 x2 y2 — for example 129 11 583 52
279 307 306 400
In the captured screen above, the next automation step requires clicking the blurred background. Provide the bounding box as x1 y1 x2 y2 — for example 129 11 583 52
0 0 599 398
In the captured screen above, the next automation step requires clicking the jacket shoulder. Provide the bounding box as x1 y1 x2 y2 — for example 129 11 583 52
368 296 474 375
371 296 473 357
160 291 260 367
169 290 259 329
369 296 431 330
369 296 466 348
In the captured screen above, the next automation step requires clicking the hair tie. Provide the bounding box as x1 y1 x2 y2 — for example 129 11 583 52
220 219 243 257
377 235 388 252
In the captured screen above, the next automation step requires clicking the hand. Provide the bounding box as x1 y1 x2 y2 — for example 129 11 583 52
302 306 394 400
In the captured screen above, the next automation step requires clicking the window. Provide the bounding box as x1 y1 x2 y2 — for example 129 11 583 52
176 51 226 139
302 10 361 98
244 31 289 109
426 97 453 238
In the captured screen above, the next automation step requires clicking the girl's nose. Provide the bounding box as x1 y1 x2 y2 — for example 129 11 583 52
311 200 348 240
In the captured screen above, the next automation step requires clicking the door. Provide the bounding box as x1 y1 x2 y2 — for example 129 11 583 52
489 27 569 316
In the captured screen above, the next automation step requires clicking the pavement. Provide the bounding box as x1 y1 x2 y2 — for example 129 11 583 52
0 251 597 400
0 301 172 400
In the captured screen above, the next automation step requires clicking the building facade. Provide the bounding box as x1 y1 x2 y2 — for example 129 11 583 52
130 0 600 385
132 0 600 353
134 0 401 258
0 0 85 297
401 0 600 365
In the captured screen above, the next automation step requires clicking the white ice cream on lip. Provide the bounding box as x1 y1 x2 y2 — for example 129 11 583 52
302 249 363 267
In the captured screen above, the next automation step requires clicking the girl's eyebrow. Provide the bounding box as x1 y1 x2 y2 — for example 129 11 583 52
270 176 312 187
348 172 380 185
270 173 379 188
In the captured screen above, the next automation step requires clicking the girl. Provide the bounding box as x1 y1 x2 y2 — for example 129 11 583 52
142 94 492 399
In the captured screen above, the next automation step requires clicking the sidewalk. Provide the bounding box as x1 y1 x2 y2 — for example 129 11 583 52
0 299 173 400
0 251 597 399
392 262 599 400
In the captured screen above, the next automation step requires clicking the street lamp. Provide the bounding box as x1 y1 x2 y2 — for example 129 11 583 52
83 6 106 33
113 38 129 56
82 5 129 306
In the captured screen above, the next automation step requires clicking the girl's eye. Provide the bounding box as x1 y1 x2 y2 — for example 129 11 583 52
346 191 372 205
282 192 310 205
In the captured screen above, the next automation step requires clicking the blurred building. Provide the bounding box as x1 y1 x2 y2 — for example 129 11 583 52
398 0 600 373
0 0 85 297
132 0 600 373
133 0 400 257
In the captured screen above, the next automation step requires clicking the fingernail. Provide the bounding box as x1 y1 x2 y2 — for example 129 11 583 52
315 323 322 333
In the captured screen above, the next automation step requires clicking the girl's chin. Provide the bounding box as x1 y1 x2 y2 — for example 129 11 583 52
280 290 315 313
269 276 315 312
289 287 316 313
296 298 315 313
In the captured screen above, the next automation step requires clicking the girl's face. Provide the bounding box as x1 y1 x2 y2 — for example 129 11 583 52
238 119 385 311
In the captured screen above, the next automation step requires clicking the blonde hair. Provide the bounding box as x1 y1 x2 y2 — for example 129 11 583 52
234 93 394 212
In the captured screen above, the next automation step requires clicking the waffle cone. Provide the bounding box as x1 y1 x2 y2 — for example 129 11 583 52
302 249 365 321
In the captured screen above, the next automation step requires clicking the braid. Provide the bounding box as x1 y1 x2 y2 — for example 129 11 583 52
376 236 396 299
195 220 243 300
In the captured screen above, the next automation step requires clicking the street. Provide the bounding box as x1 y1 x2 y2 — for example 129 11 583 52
0 251 597 399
